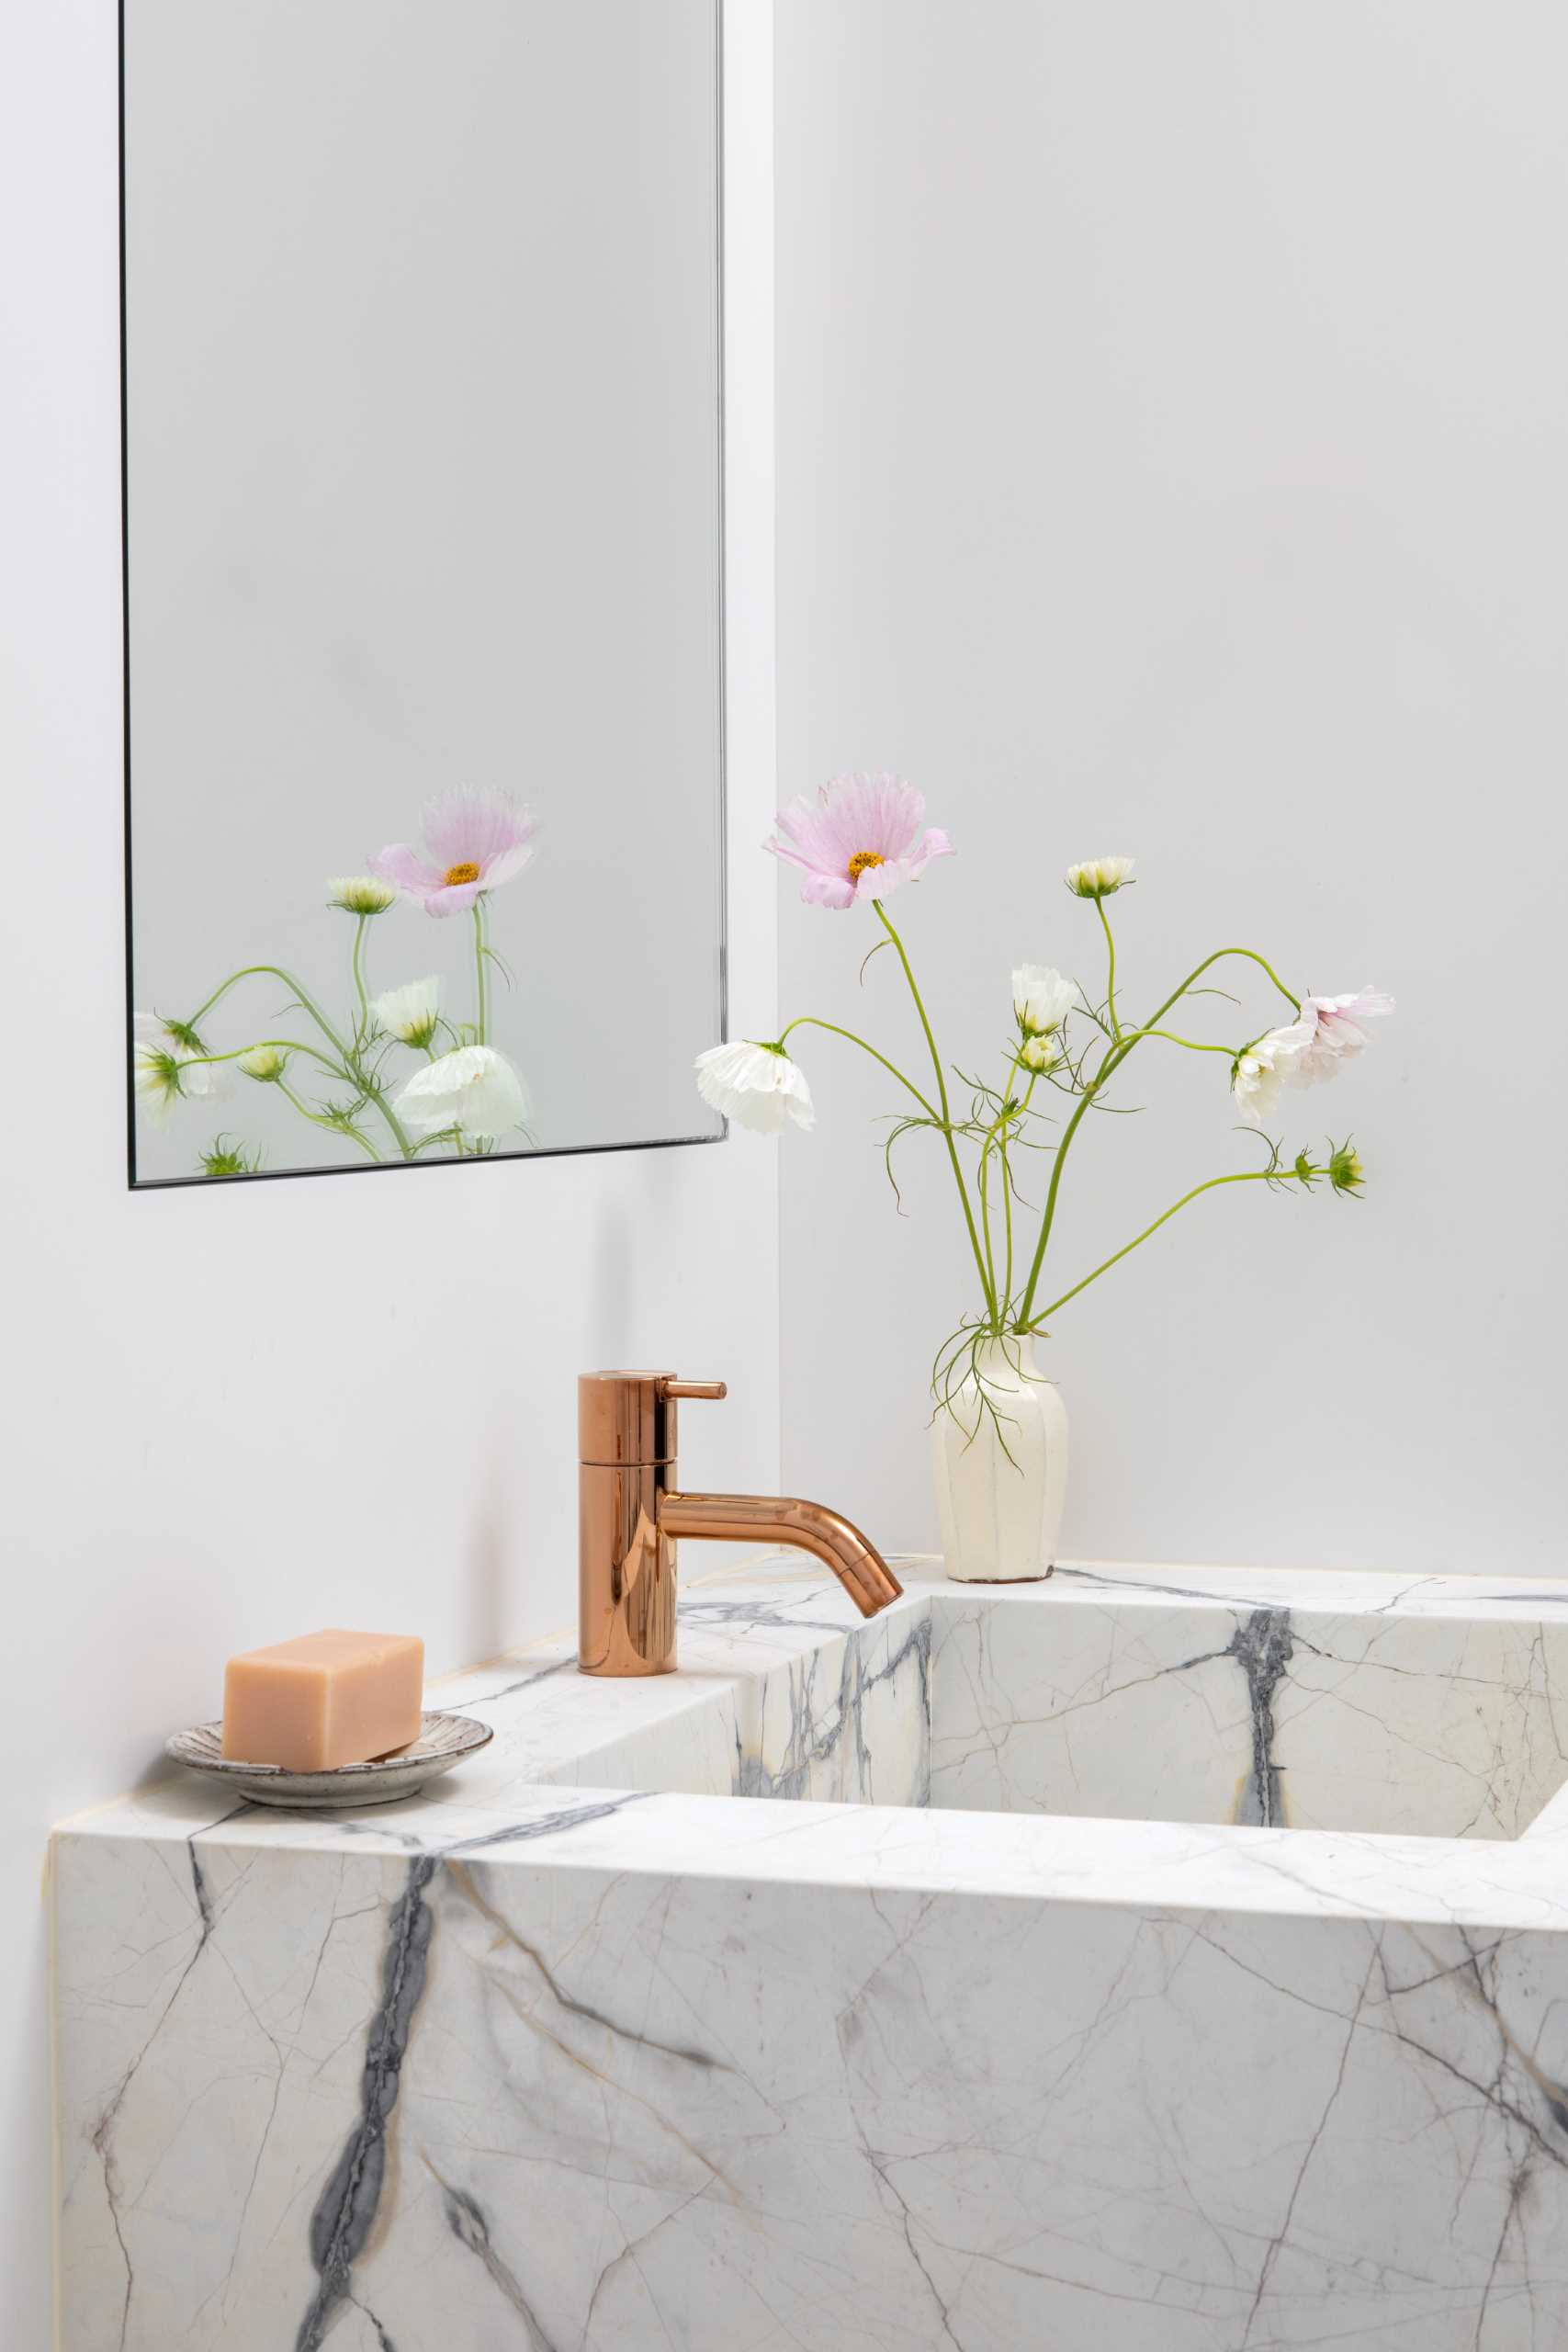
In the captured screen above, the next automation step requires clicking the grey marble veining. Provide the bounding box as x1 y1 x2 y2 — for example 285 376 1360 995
52 1558 1568 2349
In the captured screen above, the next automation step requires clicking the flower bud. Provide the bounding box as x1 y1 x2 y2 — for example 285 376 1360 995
1328 1140 1365 1195
1065 856 1134 899
327 876 399 915
1020 1034 1059 1073
239 1046 289 1083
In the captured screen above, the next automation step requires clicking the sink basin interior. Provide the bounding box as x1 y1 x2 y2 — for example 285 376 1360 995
617 1574 1568 1842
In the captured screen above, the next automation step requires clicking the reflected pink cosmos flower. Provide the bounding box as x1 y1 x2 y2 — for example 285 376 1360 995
371 790 536 918
765 773 953 910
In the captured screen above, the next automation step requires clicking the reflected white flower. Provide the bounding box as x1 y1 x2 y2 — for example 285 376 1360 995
694 1040 815 1135
1012 964 1075 1038
371 977 442 1048
1066 856 1134 899
132 1013 227 1127
394 1045 528 1142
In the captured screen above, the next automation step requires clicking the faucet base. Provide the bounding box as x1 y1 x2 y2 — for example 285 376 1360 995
578 1464 679 1676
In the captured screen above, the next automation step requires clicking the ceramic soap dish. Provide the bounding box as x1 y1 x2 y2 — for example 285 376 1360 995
166 1711 494 1808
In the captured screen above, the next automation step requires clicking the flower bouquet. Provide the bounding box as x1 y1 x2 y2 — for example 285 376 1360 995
132 791 536 1176
697 775 1392 1580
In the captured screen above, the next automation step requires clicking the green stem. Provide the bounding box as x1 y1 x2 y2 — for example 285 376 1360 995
278 1080 383 1162
351 918 371 1039
1025 1167 1302 1327
1145 946 1301 1028
874 902 998 1327
183 964 414 1159
185 1038 350 1080
186 966 352 1057
1097 896 1121 1042
1015 944 1300 1324
777 1015 939 1118
1118 1027 1238 1056
473 901 489 1046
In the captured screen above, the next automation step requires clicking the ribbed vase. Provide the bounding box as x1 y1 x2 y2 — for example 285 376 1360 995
931 1335 1068 1582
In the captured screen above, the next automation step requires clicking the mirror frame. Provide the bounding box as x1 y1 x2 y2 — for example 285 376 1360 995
118 0 729 1189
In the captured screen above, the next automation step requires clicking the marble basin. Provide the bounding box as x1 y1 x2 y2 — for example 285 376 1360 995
52 1561 1568 2350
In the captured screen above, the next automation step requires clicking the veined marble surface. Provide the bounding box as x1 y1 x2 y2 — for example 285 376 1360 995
52 1558 1568 2349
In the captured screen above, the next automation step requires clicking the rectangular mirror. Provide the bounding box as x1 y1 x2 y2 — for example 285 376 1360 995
123 0 725 1183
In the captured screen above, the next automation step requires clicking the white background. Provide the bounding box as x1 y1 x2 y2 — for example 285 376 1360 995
776 0 1568 1576
0 6 773 2338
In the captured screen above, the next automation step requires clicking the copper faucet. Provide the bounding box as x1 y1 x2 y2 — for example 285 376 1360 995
578 1370 903 1676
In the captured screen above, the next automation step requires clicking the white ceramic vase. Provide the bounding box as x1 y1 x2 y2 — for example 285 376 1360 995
931 1335 1068 1582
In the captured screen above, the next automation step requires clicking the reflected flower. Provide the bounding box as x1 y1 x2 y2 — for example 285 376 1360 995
132 1013 227 1126
395 1045 529 1142
371 977 442 1048
694 1040 815 1134
765 774 952 910
372 790 537 918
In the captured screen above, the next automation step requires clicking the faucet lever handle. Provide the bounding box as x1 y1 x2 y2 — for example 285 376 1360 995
661 1378 728 1402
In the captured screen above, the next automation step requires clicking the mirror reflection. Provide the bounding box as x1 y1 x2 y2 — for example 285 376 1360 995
123 0 726 1182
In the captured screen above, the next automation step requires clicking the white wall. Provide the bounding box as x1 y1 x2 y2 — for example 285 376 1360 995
776 4 1568 1573
1 6 773 2342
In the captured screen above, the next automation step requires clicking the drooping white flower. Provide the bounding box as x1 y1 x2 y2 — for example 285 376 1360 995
372 977 442 1048
1066 856 1134 899
395 1045 529 1142
694 1040 815 1135
1012 964 1076 1038
1231 1029 1295 1127
132 1013 228 1126
1286 989 1395 1087
327 876 399 915
1231 986 1394 1125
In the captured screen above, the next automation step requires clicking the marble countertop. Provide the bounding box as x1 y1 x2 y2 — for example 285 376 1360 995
55 1557 1568 1934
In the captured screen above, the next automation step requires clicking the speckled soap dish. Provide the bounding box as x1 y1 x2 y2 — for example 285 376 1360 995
165 1712 494 1808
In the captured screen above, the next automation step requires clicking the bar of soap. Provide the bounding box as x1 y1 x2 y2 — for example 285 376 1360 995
221 1629 424 1771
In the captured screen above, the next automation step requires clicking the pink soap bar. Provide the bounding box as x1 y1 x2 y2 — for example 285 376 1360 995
221 1629 424 1770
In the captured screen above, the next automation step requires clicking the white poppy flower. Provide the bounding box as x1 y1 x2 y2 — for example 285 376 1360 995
694 1040 815 1135
371 977 442 1048
395 1045 529 1141
1066 856 1134 899
1012 964 1076 1038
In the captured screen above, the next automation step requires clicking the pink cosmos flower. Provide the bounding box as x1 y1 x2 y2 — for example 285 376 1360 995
371 790 536 918
765 773 953 910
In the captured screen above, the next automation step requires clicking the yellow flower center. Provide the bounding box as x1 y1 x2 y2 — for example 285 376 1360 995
847 850 885 880
443 860 482 887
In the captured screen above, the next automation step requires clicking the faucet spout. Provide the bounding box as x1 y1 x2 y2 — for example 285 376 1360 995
576 1370 902 1675
660 1492 902 1618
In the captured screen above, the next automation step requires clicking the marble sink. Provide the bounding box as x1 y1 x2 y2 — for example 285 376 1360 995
52 1559 1568 2350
